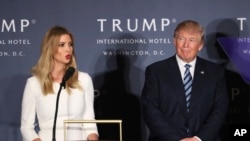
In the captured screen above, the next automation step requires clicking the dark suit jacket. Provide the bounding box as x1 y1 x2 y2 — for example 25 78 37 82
142 55 229 141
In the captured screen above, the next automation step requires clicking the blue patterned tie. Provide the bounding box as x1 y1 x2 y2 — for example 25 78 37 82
183 64 192 113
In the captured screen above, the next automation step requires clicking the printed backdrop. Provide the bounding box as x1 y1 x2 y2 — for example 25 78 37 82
0 0 250 140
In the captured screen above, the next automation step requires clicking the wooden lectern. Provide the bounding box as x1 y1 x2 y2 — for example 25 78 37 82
63 119 123 141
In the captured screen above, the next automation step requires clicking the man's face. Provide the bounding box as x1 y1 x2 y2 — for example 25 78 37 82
174 30 203 63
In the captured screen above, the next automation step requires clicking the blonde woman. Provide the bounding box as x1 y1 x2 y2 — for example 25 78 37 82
20 26 99 141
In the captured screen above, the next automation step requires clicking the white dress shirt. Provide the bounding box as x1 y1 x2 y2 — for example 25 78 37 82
176 54 196 81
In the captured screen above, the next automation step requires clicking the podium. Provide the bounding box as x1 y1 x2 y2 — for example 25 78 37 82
64 119 123 141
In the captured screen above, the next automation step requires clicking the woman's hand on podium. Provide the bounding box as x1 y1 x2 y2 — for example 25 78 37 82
87 133 99 141
32 138 41 141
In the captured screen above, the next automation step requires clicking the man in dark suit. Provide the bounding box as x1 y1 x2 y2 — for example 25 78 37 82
142 20 229 141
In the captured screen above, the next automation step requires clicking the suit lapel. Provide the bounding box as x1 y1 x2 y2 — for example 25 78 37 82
167 57 187 115
189 58 206 115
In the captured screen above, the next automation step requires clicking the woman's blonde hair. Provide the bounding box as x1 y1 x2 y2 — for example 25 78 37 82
32 25 82 95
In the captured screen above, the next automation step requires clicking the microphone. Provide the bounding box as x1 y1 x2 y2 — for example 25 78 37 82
60 67 75 88
53 67 75 141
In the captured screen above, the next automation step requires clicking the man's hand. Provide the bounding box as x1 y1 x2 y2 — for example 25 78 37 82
180 136 200 141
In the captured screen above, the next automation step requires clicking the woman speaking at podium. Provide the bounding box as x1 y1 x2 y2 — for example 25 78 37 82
20 26 99 141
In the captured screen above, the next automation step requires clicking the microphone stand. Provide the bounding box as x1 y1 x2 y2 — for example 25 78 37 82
52 81 66 141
